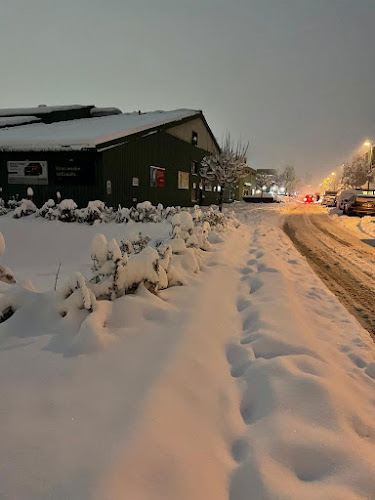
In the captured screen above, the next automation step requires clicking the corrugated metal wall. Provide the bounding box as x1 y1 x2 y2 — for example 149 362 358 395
101 131 222 207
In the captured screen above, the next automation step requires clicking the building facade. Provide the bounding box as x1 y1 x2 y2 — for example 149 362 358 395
0 106 229 208
235 166 257 199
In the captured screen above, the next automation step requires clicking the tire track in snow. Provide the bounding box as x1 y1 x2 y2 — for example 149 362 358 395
284 205 375 337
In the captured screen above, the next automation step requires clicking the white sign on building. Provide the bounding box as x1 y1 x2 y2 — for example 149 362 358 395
7 161 48 185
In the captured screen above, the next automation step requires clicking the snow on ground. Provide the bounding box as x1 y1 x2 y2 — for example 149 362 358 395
1 203 375 499
327 206 375 241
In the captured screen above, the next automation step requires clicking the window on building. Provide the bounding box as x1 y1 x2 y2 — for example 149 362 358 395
192 131 198 146
191 161 198 175
191 182 197 202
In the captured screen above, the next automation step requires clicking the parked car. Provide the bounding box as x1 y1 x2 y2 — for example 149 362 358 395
24 162 43 176
336 188 362 210
343 194 375 216
322 191 337 207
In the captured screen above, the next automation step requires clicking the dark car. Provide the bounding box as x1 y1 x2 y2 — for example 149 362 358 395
343 194 375 216
24 162 43 176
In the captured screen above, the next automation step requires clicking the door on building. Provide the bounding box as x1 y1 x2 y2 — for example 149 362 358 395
191 182 198 203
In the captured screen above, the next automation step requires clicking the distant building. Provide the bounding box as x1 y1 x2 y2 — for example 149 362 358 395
235 165 257 199
256 168 278 179
0 105 227 208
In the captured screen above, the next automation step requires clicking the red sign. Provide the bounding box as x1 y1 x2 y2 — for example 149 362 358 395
156 168 165 187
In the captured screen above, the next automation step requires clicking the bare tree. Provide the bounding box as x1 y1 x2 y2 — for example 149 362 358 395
277 165 298 195
255 171 272 198
200 134 249 212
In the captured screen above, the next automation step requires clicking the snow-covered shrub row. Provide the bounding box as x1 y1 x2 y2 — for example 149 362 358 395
1 194 241 232
58 208 218 316
115 202 179 223
37 199 113 223
4 197 182 224
194 206 240 231
0 207 240 352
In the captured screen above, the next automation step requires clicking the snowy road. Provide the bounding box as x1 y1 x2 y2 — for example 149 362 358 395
284 203 375 336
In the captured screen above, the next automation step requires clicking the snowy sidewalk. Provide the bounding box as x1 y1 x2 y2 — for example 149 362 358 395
1 205 375 499
229 206 375 499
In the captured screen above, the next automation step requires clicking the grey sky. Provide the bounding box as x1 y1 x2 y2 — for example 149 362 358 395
1 0 374 184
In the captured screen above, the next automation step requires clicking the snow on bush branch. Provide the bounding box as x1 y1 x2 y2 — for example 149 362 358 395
0 232 15 285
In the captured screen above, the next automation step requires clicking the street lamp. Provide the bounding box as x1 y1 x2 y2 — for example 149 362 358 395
364 141 374 190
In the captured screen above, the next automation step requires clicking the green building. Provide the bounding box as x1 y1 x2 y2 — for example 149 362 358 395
0 105 225 208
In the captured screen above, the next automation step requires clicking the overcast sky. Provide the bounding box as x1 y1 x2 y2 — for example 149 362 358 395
1 0 374 184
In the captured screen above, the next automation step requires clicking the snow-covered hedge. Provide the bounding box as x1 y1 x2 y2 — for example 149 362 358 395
1 196 211 226
0 202 240 351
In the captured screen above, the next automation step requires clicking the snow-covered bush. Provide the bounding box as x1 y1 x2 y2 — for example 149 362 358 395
0 232 16 284
13 199 37 219
186 222 212 251
91 233 109 275
115 206 131 223
49 199 78 222
169 209 212 252
114 202 180 224
89 234 168 299
75 200 112 224
131 233 151 254
135 201 160 223
36 199 55 218
59 272 96 313
0 198 11 216
157 243 184 286
7 196 20 210
164 206 179 220
199 206 239 231
192 205 203 223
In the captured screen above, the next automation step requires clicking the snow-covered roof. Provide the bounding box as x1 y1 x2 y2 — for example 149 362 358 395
0 105 92 118
0 109 200 151
90 107 122 117
0 116 41 128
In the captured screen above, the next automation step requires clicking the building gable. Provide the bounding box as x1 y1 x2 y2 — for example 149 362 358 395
165 115 219 155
